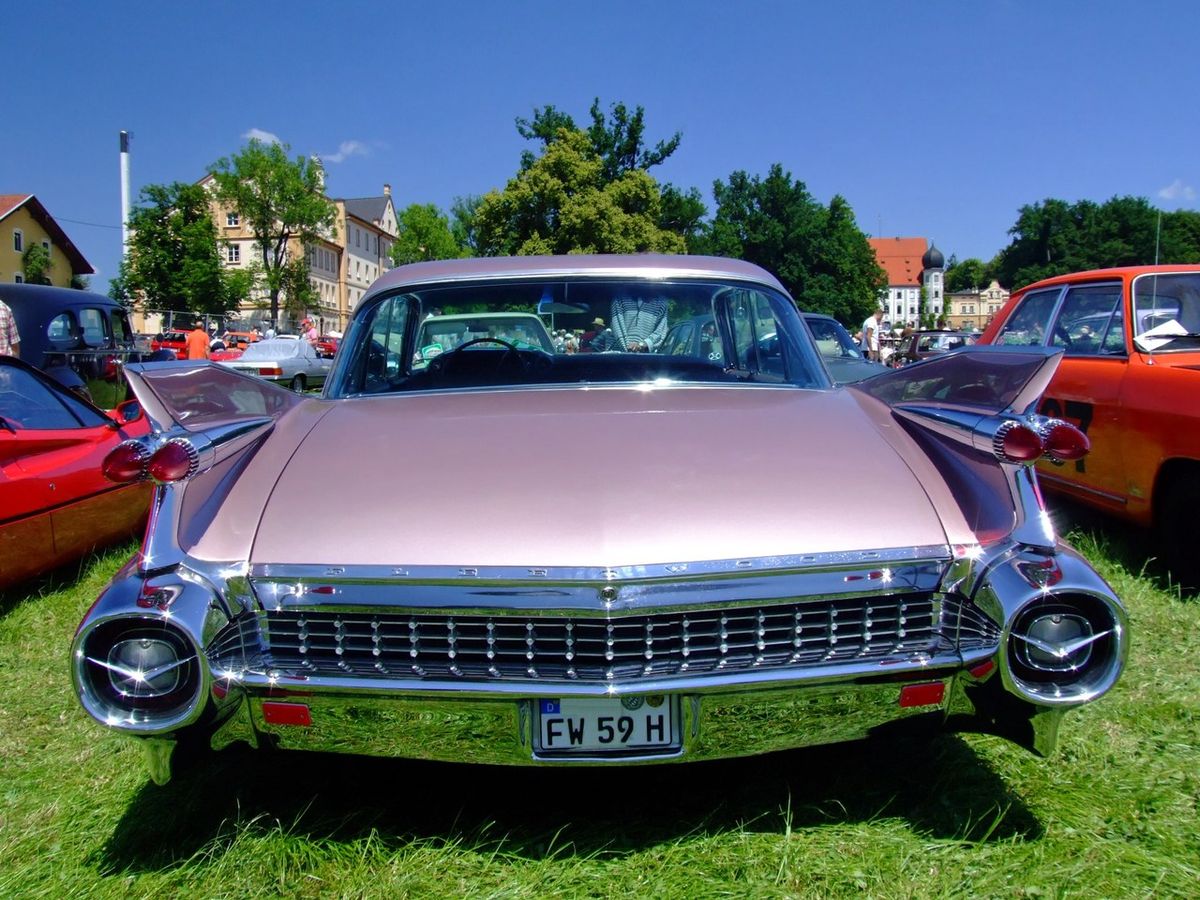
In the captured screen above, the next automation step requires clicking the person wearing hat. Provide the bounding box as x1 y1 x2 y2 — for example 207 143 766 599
301 317 319 348
185 319 210 360
582 316 615 353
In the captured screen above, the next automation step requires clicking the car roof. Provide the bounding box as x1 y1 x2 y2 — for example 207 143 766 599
366 254 787 297
1015 264 1200 294
422 312 545 322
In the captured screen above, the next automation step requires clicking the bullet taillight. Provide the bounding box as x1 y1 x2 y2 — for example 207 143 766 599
102 441 150 483
1042 421 1090 462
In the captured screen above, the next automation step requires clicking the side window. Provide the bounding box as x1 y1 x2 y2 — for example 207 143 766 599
111 312 133 343
46 312 76 342
1049 283 1124 356
78 308 108 346
352 295 411 392
727 290 785 377
995 288 1061 346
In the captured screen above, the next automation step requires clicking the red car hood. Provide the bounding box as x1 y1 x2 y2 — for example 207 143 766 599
245 387 954 569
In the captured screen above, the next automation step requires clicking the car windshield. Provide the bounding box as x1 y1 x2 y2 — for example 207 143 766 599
242 340 301 360
1132 272 1200 349
329 277 828 397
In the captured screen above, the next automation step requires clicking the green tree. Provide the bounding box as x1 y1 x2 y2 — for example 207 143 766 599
208 139 336 326
993 195 1200 289
449 194 482 256
705 165 885 324
110 182 231 315
21 245 52 285
474 128 685 256
390 203 462 265
658 184 708 254
945 257 989 292
516 98 681 179
278 257 318 323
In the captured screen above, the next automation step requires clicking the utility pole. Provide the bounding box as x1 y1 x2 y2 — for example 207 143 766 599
119 131 131 262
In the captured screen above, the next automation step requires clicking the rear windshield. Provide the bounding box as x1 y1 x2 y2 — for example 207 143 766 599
329 277 829 397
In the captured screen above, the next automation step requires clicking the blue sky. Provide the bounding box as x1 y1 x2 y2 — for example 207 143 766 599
6 1 1198 287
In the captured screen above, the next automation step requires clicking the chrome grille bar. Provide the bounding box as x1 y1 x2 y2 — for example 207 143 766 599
221 593 992 684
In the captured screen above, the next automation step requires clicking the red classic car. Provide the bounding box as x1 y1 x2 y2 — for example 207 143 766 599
0 356 154 590
150 331 189 356
979 265 1200 585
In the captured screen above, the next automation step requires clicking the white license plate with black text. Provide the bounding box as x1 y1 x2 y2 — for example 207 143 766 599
536 696 678 754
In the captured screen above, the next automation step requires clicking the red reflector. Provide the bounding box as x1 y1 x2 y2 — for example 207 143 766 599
147 441 195 483
212 682 229 700
309 585 337 595
1000 424 1043 463
102 442 148 483
969 660 995 679
1044 422 1090 461
262 702 312 726
899 682 946 708
258 367 283 376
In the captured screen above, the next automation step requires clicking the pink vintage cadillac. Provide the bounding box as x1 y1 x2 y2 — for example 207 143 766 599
72 255 1126 784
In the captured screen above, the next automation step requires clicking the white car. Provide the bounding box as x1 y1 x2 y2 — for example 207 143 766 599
217 338 331 391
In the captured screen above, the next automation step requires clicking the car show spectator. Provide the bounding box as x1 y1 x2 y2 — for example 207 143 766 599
611 296 669 352
860 308 883 361
0 297 20 357
301 318 319 347
582 317 615 352
185 320 210 360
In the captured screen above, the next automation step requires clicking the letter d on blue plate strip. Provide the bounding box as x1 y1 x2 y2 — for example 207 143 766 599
540 699 560 715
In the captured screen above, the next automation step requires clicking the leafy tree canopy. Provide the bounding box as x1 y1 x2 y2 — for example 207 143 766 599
207 139 336 324
705 164 885 324
390 203 463 265
109 181 232 315
994 195 1200 289
516 98 681 180
659 184 709 254
944 257 991 292
449 194 483 257
475 128 685 256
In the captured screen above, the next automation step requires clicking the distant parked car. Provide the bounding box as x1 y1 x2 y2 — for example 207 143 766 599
315 335 340 359
0 355 152 589
802 313 888 383
216 338 332 391
979 264 1200 585
414 312 555 366
151 331 189 356
0 283 147 409
891 330 976 367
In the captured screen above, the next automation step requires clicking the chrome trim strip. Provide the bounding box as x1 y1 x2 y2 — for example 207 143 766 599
250 545 952 585
217 648 965 699
1038 471 1128 505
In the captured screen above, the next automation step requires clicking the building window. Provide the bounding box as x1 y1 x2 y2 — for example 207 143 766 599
13 230 22 252
355 228 361 248
226 212 239 227
227 244 240 264
14 273 23 283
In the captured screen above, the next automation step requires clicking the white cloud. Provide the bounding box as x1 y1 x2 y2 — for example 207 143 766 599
243 128 282 145
1157 179 1196 202
320 140 369 164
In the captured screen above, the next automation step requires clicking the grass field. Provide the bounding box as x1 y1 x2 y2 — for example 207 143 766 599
1 510 1197 899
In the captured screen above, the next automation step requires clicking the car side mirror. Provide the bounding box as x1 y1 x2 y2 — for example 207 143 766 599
112 399 142 424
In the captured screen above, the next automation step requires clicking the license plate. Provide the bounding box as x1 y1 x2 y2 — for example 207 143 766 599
535 696 678 755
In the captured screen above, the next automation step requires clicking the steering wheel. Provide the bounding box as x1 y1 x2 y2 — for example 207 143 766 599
427 337 523 376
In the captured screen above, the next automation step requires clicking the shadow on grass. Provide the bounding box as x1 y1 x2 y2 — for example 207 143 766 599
0 550 120 621
1047 497 1198 600
93 730 1040 874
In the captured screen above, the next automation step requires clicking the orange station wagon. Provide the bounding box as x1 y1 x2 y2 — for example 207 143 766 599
979 265 1200 583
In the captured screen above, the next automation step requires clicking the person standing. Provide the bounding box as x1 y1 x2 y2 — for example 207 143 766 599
185 319 210 360
301 318 319 347
0 297 20 358
860 308 883 362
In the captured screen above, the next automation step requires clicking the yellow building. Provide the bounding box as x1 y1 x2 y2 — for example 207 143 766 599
0 194 94 286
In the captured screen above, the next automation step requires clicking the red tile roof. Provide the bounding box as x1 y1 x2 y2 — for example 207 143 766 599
869 237 927 287
0 194 33 219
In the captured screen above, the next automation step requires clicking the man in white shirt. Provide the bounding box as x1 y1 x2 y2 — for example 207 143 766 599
860 309 883 362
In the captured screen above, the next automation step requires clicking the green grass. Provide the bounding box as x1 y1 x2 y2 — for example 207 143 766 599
1 515 1197 899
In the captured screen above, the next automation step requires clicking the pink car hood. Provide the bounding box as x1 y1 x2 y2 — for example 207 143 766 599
245 387 957 569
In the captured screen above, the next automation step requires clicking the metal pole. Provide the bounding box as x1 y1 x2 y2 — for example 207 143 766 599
119 131 131 262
